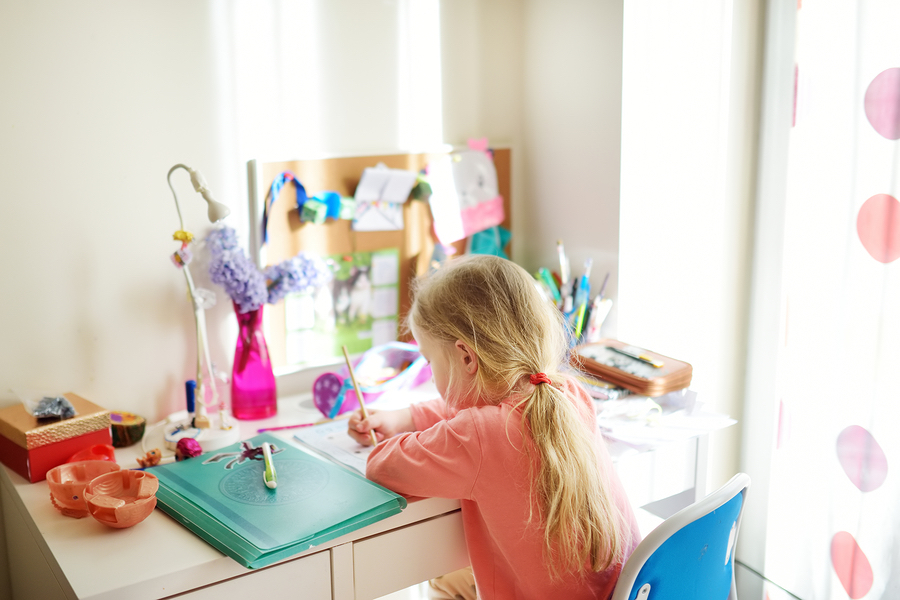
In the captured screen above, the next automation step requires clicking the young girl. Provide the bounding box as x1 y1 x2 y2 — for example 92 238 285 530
348 255 639 599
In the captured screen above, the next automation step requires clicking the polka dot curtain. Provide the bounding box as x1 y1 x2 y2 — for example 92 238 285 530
759 2 900 599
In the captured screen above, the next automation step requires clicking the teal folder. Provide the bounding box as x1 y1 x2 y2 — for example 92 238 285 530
150 433 407 569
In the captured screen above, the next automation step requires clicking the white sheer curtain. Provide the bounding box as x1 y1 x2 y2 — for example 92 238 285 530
744 1 900 598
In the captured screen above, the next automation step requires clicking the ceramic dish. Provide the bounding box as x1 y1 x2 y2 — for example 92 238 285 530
83 469 159 528
46 460 122 518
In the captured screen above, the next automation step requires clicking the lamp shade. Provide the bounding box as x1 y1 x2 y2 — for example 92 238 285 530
187 167 230 223
203 194 231 222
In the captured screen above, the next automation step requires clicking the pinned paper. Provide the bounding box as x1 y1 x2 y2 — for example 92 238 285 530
427 147 504 245
355 164 418 203
352 201 405 231
352 164 417 231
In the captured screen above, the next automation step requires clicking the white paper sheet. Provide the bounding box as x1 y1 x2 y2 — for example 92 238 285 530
354 164 418 203
294 420 373 474
352 200 404 231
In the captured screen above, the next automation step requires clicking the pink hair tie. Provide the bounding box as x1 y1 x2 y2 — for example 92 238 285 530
530 373 551 386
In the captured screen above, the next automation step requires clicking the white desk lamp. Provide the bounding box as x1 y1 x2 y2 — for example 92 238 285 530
164 164 240 452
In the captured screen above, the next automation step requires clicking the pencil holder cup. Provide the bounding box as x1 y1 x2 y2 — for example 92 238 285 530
47 460 122 518
83 469 159 528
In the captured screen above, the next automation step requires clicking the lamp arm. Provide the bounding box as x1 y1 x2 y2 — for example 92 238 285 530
180 266 203 388
167 163 191 232
181 266 219 414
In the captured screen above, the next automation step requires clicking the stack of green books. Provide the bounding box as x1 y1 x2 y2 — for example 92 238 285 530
150 433 407 569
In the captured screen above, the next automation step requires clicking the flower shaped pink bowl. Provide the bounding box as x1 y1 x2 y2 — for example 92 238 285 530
47 460 122 518
83 470 159 528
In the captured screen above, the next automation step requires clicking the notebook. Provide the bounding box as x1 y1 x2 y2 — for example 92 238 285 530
150 433 407 569
293 419 374 475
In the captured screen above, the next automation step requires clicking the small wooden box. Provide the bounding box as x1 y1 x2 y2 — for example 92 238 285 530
572 339 693 397
0 393 112 483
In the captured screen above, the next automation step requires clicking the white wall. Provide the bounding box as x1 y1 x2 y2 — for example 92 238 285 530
0 1 236 421
520 0 623 313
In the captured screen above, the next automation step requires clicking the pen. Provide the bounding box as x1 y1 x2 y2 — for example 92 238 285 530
607 345 665 368
262 442 277 489
597 272 610 299
537 268 561 304
342 346 379 446
574 301 588 340
571 259 593 337
556 239 570 287
257 422 316 433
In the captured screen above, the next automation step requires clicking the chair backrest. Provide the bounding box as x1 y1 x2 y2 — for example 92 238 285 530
611 473 751 600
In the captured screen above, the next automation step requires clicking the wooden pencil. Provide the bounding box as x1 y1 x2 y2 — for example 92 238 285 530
342 346 378 446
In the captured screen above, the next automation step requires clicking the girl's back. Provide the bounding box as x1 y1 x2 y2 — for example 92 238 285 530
360 255 639 598
367 377 640 599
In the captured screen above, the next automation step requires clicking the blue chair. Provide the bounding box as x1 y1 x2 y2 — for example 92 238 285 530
611 473 751 600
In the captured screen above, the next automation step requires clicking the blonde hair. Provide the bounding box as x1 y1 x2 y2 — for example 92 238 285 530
407 255 628 576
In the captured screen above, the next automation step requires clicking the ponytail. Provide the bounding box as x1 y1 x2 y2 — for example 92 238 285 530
521 374 627 576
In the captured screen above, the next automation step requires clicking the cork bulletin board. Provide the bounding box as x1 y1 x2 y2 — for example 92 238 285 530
247 148 511 372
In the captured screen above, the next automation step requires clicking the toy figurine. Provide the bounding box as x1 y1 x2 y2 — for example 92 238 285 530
175 438 203 461
136 448 162 468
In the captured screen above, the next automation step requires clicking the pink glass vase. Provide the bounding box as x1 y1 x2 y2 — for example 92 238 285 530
231 302 277 420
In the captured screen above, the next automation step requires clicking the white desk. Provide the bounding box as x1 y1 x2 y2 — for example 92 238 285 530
1 393 709 600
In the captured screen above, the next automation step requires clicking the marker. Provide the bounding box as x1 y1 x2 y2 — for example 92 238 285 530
556 240 570 287
571 259 593 337
185 380 196 425
342 346 379 446
537 268 561 304
608 345 665 368
262 442 277 489
597 272 610 299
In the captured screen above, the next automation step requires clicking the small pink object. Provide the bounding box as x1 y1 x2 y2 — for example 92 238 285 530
67 443 117 463
83 470 159 528
47 460 122 518
175 438 202 461
467 137 490 153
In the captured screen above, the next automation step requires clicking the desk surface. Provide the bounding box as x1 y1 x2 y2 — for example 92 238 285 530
1 389 712 600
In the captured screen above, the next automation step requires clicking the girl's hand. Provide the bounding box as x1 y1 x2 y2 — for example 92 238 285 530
347 407 416 446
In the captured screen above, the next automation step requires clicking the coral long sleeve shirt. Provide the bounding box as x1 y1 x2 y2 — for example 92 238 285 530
366 379 640 600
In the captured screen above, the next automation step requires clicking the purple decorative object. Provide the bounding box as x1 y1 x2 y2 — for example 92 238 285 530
313 372 350 418
231 302 277 420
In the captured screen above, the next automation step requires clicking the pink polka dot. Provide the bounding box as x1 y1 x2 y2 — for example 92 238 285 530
776 399 790 450
864 68 900 139
831 531 873 599
836 425 888 492
857 194 900 263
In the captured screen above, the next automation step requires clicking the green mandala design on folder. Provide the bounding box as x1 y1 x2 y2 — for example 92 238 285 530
219 460 329 506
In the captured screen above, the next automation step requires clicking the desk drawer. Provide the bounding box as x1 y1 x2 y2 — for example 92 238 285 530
353 511 468 600
177 550 331 600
